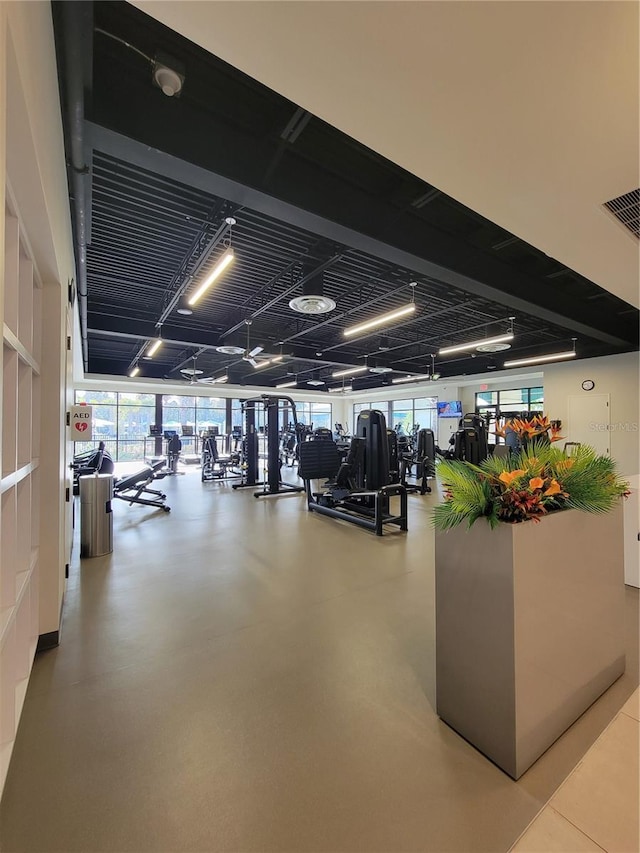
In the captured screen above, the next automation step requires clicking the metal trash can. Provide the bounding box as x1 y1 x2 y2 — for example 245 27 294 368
79 473 114 557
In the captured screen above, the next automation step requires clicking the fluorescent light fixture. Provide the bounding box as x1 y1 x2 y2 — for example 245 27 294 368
187 248 235 306
391 374 430 385
344 303 415 338
438 333 514 356
332 365 368 378
147 338 162 358
504 351 576 368
212 375 228 384
254 356 284 370
129 366 140 378
329 385 352 393
276 380 297 389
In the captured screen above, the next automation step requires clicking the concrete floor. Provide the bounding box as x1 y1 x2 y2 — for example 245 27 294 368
1 471 638 852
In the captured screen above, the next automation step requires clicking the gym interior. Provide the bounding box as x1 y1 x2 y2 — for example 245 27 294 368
0 2 638 851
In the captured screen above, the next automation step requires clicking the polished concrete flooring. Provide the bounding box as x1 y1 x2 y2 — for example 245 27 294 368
1 471 638 852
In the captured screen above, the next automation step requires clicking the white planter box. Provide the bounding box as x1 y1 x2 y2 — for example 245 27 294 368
435 505 625 779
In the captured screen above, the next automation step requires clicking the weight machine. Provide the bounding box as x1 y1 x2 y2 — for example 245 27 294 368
233 395 305 498
201 427 242 482
299 409 408 536
387 427 434 495
451 414 489 464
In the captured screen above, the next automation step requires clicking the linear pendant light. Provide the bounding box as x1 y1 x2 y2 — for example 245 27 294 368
147 337 162 358
439 332 514 356
276 379 297 389
504 350 576 368
329 385 352 393
188 248 235 306
332 365 368 378
391 374 430 385
129 366 140 378
343 303 415 338
254 356 283 370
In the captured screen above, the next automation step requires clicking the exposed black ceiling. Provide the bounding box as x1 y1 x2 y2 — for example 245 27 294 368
52 0 639 392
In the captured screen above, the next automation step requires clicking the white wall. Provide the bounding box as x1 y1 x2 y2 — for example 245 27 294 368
544 351 639 477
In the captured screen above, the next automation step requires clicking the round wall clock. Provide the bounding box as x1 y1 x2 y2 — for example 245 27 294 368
581 379 595 391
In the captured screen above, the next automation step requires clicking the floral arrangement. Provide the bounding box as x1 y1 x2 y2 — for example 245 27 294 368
433 444 629 530
494 414 564 445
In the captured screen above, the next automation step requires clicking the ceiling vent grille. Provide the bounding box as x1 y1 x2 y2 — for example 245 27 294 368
603 189 639 239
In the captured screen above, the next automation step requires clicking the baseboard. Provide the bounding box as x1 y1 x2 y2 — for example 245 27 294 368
36 589 65 652
36 630 60 652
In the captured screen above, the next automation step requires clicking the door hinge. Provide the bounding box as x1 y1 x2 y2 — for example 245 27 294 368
65 487 70 502
65 563 70 579
67 336 71 351
66 412 70 426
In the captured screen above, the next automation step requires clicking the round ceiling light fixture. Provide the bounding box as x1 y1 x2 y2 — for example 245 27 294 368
180 367 203 376
369 366 394 374
476 342 512 353
177 307 193 316
289 295 336 315
215 344 245 355
307 379 325 386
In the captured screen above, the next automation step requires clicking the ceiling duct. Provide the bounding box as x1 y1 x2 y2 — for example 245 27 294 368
214 333 245 355
289 266 336 315
603 189 639 239
476 342 511 353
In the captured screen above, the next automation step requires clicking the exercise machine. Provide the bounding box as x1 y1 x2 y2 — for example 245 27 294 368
398 428 435 494
201 431 242 482
451 414 489 464
298 409 408 536
164 431 182 474
113 460 170 512
72 441 114 495
233 396 305 498
333 423 351 454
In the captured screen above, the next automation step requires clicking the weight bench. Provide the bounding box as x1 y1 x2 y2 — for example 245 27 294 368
113 461 170 512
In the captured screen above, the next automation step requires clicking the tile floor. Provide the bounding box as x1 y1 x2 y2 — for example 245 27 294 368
511 688 639 852
0 471 638 852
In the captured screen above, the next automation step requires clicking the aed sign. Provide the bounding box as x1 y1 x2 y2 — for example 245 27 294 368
70 405 93 441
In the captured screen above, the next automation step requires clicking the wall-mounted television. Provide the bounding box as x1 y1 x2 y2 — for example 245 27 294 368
437 401 462 418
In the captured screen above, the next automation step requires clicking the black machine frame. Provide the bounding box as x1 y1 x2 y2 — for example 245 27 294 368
201 433 242 482
233 395 305 499
299 409 408 536
113 461 171 512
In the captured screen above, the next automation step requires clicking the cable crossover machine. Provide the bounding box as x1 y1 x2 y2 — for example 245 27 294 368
232 395 305 499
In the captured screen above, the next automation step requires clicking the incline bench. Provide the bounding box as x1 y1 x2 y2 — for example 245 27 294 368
113 461 170 512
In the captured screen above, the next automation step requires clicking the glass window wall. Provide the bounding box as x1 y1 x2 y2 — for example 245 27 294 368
475 386 545 443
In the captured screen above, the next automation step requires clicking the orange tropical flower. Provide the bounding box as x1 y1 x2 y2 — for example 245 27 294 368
556 458 574 471
529 477 545 490
493 420 508 439
499 469 525 487
543 479 562 496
